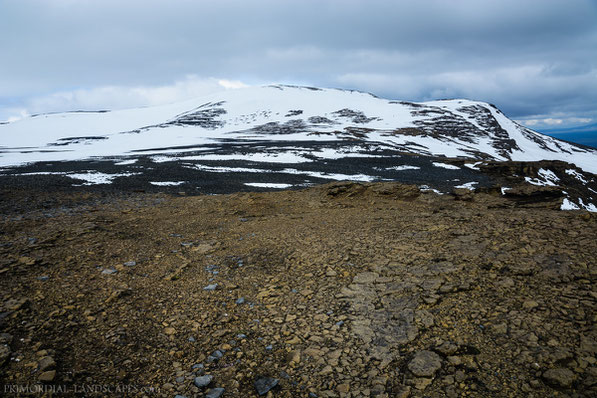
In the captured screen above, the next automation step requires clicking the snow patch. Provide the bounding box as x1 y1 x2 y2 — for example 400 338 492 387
150 181 185 186
281 168 376 182
386 165 421 171
179 152 310 163
432 162 461 170
565 169 588 184
561 198 580 211
419 185 443 194
113 159 138 166
538 169 560 184
186 164 271 173
578 198 597 212
525 168 560 186
454 182 478 190
464 162 482 170
70 172 139 185
244 183 292 189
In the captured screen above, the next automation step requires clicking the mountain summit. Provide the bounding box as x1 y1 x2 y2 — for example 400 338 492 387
1 85 596 210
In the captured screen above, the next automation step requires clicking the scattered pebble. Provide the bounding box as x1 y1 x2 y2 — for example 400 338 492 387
101 268 117 275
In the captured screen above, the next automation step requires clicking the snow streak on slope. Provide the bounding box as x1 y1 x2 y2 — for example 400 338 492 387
1 85 596 174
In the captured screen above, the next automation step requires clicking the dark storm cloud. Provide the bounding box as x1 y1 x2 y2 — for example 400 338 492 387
1 0 596 128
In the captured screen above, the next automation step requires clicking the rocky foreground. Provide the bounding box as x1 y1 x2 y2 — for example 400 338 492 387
0 182 596 397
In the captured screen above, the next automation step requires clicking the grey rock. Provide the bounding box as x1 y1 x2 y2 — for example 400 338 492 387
37 275 49 281
254 376 279 395
101 268 118 275
203 284 218 291
206 387 225 398
124 261 136 266
408 350 442 377
38 356 56 371
235 297 245 305
435 342 458 356
188 336 196 342
194 375 213 388
207 350 223 363
543 368 576 388
174 395 187 398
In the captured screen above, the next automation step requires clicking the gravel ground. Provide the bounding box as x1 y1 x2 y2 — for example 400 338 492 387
0 181 596 397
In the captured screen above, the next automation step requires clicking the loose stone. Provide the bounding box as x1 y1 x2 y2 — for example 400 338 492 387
254 376 279 396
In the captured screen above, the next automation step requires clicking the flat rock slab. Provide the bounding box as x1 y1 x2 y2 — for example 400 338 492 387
408 350 442 377
205 387 225 398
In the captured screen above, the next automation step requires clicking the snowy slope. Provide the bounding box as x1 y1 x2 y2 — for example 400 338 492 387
2 84 596 174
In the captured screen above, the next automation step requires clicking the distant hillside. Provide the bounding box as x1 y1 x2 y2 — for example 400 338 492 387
540 123 597 149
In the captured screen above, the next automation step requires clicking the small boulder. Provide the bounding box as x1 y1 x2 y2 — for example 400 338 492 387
543 368 576 388
408 350 442 377
194 375 213 388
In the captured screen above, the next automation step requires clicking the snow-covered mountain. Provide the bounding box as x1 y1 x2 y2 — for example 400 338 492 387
2 84 596 172
1 84 596 210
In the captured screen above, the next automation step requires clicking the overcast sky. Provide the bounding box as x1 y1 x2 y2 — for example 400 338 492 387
1 0 596 130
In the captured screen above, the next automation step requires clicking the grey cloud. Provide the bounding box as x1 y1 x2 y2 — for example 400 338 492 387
1 0 596 127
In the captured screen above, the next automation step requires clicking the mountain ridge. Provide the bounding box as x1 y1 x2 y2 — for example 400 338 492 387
2 84 596 172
